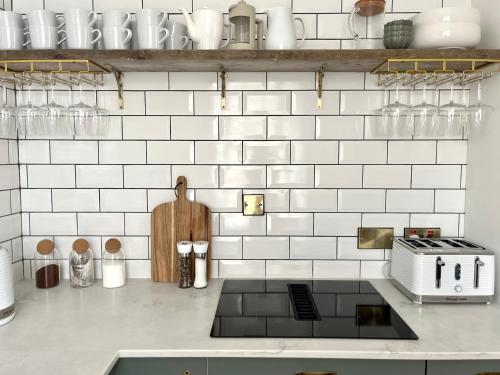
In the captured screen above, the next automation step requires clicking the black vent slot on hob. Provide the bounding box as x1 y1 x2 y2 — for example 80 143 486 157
287 284 321 321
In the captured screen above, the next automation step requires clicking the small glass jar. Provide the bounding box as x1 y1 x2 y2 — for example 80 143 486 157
177 241 193 289
102 238 126 289
34 240 60 289
69 239 94 288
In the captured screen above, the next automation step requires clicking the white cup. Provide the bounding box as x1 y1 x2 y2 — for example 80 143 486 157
66 24 102 49
27 10 61 27
135 9 167 27
103 10 131 27
103 26 132 49
137 24 168 49
27 24 66 49
63 9 97 27
0 11 24 28
0 26 29 49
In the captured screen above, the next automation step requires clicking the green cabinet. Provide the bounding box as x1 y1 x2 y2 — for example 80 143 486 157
427 360 500 375
207 358 425 375
108 358 206 375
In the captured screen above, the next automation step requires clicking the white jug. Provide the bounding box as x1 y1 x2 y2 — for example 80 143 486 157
180 7 230 50
264 6 305 49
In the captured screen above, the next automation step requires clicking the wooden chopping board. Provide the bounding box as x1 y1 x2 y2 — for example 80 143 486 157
151 176 211 282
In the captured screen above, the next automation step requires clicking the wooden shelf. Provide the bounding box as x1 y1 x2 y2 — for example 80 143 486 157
1 49 500 73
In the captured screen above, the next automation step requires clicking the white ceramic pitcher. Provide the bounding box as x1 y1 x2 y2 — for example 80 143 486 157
264 6 305 49
180 7 230 50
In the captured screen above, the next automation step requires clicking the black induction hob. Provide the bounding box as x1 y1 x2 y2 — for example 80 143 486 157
210 280 418 340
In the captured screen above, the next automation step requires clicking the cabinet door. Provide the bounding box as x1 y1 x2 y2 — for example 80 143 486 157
207 358 425 375
427 360 500 375
109 358 206 375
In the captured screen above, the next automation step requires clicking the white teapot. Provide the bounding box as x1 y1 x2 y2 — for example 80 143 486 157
180 7 230 50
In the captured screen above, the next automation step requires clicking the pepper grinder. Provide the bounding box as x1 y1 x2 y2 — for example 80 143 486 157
193 241 209 289
177 241 193 288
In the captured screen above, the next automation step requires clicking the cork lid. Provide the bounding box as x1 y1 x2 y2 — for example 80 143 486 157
37 239 55 255
72 239 90 254
105 238 121 254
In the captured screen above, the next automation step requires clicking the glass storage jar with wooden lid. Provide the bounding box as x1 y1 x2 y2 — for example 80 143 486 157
34 239 60 289
69 239 94 288
102 238 126 289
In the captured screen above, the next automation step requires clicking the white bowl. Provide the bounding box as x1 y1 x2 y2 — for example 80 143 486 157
412 7 480 26
412 22 481 49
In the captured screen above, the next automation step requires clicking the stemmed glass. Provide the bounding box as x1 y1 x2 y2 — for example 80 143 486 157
380 75 410 137
39 77 73 137
408 80 439 138
67 76 97 137
90 80 109 137
437 79 467 138
466 79 493 137
0 81 16 138
16 83 41 137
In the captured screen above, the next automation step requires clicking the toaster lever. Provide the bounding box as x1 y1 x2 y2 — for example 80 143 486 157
435 257 445 288
474 257 485 289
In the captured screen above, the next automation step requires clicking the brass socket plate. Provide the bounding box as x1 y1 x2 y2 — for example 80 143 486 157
404 228 441 239
243 194 264 216
358 228 394 249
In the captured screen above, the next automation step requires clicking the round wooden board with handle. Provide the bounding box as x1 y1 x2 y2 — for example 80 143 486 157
151 176 211 282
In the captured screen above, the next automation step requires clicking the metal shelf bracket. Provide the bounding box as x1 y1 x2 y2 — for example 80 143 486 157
220 69 227 109
112 69 124 109
316 65 326 110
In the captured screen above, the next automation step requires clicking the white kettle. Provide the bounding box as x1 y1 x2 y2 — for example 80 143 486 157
180 7 230 50
264 7 306 49
0 247 15 326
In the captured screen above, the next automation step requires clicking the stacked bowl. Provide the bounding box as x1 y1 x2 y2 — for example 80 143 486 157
384 19 412 49
412 7 481 49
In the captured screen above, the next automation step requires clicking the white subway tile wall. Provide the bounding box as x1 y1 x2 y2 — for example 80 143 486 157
11 0 467 280
0 84 22 280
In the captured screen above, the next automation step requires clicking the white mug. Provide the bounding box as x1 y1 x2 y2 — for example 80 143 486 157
27 10 62 27
103 10 131 27
66 24 101 49
135 9 167 27
0 11 24 27
0 26 30 49
27 24 66 49
63 9 97 27
103 26 132 49
137 25 168 49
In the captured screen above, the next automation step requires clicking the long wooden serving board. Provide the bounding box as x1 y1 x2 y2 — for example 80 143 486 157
151 176 211 282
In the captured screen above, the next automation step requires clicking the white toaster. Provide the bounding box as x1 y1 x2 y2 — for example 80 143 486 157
391 238 495 304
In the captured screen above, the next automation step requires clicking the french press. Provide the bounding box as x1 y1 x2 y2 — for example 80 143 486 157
228 0 263 50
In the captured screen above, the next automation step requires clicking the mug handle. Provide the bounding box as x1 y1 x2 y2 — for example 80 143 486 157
220 23 231 48
158 10 167 27
122 28 132 45
180 35 189 49
57 29 67 46
122 12 132 27
23 29 31 47
88 11 98 27
159 28 169 44
56 14 65 30
90 29 102 45
294 17 306 48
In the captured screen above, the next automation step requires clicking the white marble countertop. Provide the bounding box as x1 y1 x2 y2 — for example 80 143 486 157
1 278 500 375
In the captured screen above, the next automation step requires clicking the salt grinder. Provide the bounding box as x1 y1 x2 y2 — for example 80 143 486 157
193 241 209 289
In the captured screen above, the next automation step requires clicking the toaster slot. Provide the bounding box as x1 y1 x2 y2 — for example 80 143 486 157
440 239 463 248
454 239 480 248
474 257 485 289
435 257 446 288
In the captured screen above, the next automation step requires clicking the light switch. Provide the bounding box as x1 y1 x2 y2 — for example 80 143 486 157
243 194 264 216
